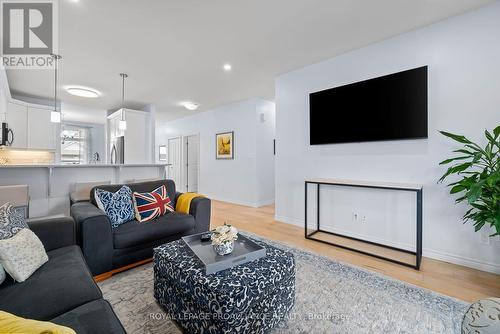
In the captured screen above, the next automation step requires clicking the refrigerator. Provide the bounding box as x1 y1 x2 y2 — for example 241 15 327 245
110 136 124 164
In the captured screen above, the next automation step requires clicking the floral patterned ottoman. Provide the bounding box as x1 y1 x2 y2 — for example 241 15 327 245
153 237 296 334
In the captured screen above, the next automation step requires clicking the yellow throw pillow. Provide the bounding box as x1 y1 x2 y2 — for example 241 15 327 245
0 311 76 334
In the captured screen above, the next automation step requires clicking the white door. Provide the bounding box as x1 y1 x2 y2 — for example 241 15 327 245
168 137 182 188
185 135 199 192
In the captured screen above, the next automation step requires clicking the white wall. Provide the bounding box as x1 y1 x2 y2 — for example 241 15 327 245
256 100 276 206
275 3 500 273
61 102 107 124
156 98 275 207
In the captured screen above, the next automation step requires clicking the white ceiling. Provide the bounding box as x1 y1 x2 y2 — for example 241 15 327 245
6 0 494 121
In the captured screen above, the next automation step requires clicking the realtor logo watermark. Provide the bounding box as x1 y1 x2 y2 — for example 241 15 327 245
1 0 58 68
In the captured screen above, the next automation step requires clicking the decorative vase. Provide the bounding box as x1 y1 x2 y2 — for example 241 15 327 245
213 241 234 256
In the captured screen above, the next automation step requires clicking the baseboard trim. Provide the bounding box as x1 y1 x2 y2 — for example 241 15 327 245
422 249 500 274
255 198 275 207
205 194 274 208
275 215 500 274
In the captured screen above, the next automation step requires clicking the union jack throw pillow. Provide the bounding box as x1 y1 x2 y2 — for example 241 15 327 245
132 185 175 222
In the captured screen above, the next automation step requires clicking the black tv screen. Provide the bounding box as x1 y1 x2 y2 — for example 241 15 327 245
309 66 428 145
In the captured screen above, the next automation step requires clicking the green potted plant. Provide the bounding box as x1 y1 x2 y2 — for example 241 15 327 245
439 125 499 236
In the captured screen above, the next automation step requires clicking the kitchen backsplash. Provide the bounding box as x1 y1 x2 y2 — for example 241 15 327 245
0 149 55 165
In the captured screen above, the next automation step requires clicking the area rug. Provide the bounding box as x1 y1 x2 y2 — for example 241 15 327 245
98 234 468 333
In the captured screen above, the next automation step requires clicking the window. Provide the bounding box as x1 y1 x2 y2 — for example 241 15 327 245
60 125 90 164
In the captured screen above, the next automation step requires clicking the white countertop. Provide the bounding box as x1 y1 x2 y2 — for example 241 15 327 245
0 163 170 168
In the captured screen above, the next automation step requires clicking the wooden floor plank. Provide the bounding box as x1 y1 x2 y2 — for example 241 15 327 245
210 200 500 303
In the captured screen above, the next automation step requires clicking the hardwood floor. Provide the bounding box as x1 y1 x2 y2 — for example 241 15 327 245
210 200 500 303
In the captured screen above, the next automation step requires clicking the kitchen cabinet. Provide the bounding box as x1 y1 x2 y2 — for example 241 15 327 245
124 110 149 163
107 108 151 164
108 113 124 139
6 102 28 148
5 100 58 150
28 107 57 150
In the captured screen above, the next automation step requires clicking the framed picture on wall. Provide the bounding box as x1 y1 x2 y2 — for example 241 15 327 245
216 131 234 160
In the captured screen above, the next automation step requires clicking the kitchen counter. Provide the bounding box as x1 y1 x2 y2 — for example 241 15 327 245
0 163 172 217
0 163 170 168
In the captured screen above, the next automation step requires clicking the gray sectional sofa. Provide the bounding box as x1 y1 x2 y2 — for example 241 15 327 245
0 216 126 333
70 180 211 276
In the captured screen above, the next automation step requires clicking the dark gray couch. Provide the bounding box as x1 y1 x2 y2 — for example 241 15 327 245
0 216 126 333
70 180 211 276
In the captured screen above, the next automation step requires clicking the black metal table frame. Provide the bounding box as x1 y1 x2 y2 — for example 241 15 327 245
304 180 423 270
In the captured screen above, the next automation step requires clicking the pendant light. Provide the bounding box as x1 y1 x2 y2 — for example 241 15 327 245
51 54 62 123
118 73 128 131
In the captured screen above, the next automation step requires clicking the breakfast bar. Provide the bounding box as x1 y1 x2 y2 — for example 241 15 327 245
0 164 169 217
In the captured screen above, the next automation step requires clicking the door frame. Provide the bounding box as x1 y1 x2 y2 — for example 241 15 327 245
182 133 200 193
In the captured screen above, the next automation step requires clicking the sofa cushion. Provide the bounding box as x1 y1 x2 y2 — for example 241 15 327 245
51 299 126 334
0 228 48 282
91 180 176 208
113 212 195 249
0 203 28 240
0 245 102 320
95 186 135 228
132 185 175 222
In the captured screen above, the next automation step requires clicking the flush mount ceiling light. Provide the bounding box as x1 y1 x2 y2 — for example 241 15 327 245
223 64 232 72
66 86 100 98
182 102 199 111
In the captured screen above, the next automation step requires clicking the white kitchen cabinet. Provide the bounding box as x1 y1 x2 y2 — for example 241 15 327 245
6 102 28 148
124 110 149 163
4 100 58 151
107 108 151 164
28 107 57 150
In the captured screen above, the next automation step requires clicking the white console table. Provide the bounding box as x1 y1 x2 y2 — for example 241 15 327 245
305 178 423 269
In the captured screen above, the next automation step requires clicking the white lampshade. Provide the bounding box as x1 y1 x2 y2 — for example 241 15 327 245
50 111 61 123
118 119 127 130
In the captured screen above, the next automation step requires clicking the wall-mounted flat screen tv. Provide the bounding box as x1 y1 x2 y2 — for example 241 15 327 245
309 66 428 145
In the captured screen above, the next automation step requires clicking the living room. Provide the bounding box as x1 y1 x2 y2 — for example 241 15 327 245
0 1 499 333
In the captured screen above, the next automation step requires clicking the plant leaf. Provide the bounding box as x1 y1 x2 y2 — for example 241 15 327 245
493 211 500 236
485 129 494 142
439 131 472 144
467 181 484 204
474 221 485 232
453 149 474 155
472 152 483 163
453 162 473 173
450 185 466 194
439 162 472 182
493 125 500 139
439 156 471 165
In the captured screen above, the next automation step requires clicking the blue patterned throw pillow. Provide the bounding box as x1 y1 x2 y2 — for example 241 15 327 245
0 203 29 240
95 186 135 228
